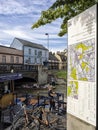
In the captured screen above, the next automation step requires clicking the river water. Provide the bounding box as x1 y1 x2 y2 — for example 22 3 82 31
16 79 67 102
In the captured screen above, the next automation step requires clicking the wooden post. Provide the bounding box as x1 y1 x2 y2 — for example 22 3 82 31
12 80 14 93
37 92 39 106
10 80 14 92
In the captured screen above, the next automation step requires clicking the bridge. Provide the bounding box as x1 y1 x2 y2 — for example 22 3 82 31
0 64 38 83
0 63 48 86
0 64 48 110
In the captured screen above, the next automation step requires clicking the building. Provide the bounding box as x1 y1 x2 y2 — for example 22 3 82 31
0 45 23 74
0 45 23 108
0 45 23 64
48 52 59 70
45 50 67 70
55 50 67 70
10 38 49 65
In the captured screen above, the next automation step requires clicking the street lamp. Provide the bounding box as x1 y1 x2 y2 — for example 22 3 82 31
10 67 14 93
45 33 49 51
44 33 49 68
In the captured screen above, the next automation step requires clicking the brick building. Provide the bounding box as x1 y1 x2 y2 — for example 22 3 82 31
0 45 23 64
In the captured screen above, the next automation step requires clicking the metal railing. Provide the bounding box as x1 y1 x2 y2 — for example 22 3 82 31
0 64 38 74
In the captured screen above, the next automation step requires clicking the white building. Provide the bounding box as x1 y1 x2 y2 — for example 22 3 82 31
10 38 49 65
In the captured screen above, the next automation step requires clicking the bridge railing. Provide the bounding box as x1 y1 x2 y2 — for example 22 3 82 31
0 64 38 74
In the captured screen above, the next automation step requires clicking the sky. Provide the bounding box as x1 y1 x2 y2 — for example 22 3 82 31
0 0 68 52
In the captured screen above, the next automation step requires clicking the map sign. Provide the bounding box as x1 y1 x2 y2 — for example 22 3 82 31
68 38 95 99
67 4 97 126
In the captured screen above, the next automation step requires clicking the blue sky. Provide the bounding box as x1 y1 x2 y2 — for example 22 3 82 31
0 0 68 52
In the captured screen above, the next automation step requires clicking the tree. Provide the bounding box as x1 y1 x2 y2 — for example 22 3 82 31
32 0 97 36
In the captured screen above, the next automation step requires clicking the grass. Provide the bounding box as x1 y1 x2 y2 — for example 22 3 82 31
54 70 67 80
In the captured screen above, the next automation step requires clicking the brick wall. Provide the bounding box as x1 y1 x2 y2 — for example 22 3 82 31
0 46 23 64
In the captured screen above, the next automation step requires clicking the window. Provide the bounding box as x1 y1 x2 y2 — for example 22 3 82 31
45 51 47 56
25 57 31 64
16 57 19 63
40 58 42 63
2 55 6 63
35 58 37 63
28 48 31 55
38 51 42 57
10 56 14 63
28 57 31 63
35 50 37 55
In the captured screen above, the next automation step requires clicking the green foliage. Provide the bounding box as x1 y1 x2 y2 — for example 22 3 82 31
32 0 97 36
54 70 67 80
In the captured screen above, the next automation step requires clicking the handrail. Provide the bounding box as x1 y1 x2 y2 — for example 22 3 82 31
0 64 38 74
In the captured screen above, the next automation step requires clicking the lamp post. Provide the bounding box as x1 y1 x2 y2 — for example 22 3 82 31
45 33 49 51
10 68 14 93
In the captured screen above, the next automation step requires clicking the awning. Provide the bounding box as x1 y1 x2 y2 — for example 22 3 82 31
0 73 23 82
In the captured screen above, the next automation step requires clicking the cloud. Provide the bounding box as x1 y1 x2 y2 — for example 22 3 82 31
31 20 62 37
2 28 37 42
0 42 10 47
0 0 35 15
0 0 67 52
0 0 56 15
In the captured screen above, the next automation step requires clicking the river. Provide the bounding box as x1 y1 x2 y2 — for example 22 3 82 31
15 78 67 102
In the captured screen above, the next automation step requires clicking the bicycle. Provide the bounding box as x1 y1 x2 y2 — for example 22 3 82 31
5 95 66 130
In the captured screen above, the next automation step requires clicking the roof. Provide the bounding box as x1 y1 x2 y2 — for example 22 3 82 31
15 38 48 51
0 45 23 55
49 52 59 61
57 53 67 61
0 45 19 50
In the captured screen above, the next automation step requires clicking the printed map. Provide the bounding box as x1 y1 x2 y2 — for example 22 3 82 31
68 38 95 99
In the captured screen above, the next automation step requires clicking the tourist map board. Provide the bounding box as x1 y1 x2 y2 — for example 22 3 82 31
67 4 97 126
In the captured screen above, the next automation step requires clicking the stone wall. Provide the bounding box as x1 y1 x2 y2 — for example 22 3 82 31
38 65 48 85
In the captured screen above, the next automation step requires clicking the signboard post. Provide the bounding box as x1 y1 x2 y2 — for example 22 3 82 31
67 4 97 129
